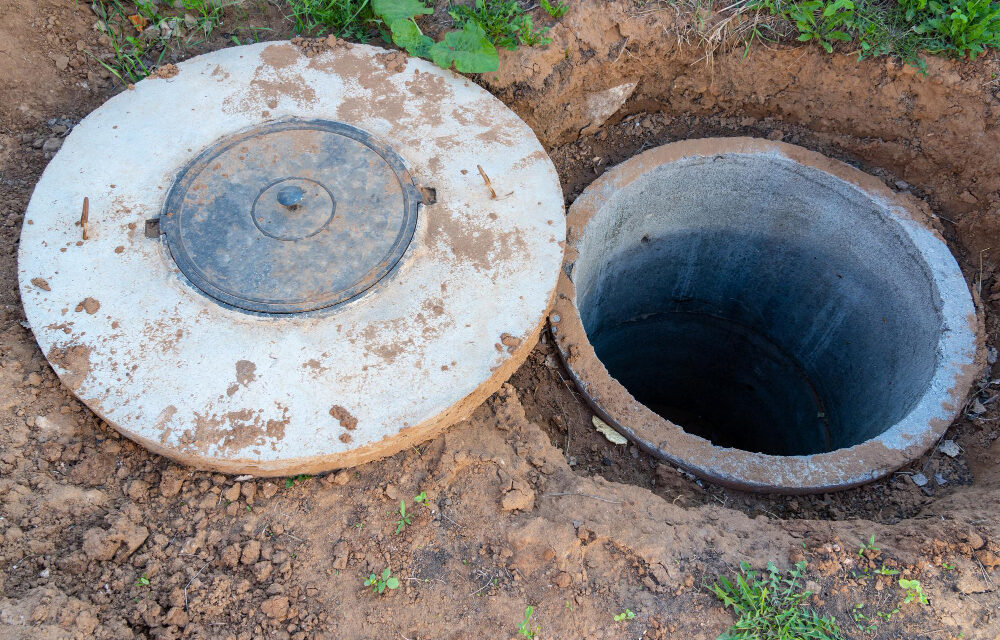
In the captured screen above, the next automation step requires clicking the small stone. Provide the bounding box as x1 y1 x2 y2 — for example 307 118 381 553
26 373 42 387
241 539 261 565
384 484 400 500
501 480 535 512
332 542 350 570
221 543 241 568
261 595 290 620
253 561 273 582
975 549 999 567
934 473 947 486
42 138 64 153
53 55 70 71
164 606 188 627
261 481 279 499
968 530 985 550
332 470 350 486
160 467 186 497
939 440 960 457
223 483 241 502
553 572 571 588
910 472 929 487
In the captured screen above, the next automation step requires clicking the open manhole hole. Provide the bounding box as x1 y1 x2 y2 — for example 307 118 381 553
552 138 982 493
18 42 565 475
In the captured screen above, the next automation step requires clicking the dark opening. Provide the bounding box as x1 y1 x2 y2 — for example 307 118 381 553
573 155 942 456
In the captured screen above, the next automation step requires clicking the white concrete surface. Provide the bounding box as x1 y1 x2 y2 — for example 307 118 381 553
19 42 565 474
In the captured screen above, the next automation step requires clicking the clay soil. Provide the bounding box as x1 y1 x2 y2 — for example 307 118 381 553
3 1 1000 639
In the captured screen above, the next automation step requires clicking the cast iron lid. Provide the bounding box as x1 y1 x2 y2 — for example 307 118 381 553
160 119 420 314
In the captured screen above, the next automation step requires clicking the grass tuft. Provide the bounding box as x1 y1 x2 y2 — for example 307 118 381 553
284 0 377 39
709 561 843 640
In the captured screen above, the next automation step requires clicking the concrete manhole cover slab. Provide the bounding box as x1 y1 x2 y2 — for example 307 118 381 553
19 42 565 475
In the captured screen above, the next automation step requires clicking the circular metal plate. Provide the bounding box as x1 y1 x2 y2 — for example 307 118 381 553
162 120 419 314
18 42 566 476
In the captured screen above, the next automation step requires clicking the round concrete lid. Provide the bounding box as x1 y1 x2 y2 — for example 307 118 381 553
18 42 565 475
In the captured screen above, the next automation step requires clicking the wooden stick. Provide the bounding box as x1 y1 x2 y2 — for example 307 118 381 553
80 197 89 240
477 165 497 199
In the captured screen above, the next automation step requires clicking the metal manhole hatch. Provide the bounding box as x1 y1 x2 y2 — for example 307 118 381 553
160 119 420 314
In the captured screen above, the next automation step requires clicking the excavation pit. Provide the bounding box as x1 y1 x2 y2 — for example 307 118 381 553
552 138 981 493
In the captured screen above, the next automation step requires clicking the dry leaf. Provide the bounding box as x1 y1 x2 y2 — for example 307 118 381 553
592 416 627 445
128 14 149 31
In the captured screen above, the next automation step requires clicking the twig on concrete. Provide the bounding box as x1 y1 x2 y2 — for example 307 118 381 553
477 164 497 199
80 197 89 240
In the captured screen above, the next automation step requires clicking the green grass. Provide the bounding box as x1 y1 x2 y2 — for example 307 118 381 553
709 561 843 640
285 0 377 39
92 0 245 83
449 0 552 49
748 0 1000 68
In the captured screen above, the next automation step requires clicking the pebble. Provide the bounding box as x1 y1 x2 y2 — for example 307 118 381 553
967 530 985 550
939 440 960 457
910 472 929 487
261 482 279 499
42 138 63 153
223 483 241 502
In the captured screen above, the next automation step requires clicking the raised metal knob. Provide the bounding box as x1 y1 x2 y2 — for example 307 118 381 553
277 185 305 210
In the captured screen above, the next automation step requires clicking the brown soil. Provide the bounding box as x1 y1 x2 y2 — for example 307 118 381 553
3 1 1000 639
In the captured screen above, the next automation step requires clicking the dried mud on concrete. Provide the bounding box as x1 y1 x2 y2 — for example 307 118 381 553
3 0 1000 638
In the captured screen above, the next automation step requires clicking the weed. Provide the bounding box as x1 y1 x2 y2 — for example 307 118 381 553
517 606 539 638
858 535 880 556
941 562 956 571
709 561 843 640
373 0 499 72
135 574 150 586
92 0 239 83
395 499 412 533
874 566 900 576
285 474 312 488
449 0 551 50
747 0 1000 66
414 491 428 505
899 578 930 605
613 608 636 622
285 0 376 39
92 1 166 82
850 603 899 635
915 0 1000 58
364 567 400 594
540 0 569 18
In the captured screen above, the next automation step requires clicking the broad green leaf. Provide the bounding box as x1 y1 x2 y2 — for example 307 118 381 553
386 576 400 589
372 0 432 23
389 18 433 56
429 23 499 73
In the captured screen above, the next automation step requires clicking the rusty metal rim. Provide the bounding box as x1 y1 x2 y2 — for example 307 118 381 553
551 137 983 494
159 118 421 315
